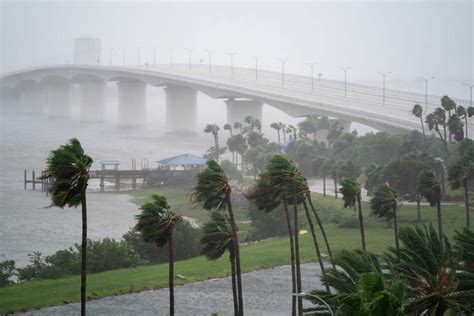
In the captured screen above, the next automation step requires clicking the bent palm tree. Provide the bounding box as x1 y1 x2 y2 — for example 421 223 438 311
270 122 282 148
192 160 244 315
201 211 239 315
412 104 426 142
135 194 182 316
204 124 221 161
370 183 400 256
41 138 93 316
417 169 444 252
340 178 366 251
448 154 474 230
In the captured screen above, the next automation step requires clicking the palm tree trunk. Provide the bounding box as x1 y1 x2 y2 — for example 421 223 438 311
357 195 366 251
168 231 175 316
465 116 469 139
334 178 338 199
416 198 422 222
225 194 244 316
323 176 326 197
80 193 87 316
306 194 334 268
277 131 281 150
420 117 426 143
464 179 470 230
437 200 444 254
393 207 399 259
291 181 303 316
302 201 330 292
214 135 220 162
230 250 239 316
282 198 297 316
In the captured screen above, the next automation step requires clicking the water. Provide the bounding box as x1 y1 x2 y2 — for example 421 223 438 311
20 263 324 316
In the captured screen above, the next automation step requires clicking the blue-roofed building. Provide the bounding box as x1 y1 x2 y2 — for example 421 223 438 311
156 153 207 171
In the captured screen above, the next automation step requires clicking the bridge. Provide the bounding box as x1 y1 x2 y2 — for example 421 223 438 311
1 63 472 135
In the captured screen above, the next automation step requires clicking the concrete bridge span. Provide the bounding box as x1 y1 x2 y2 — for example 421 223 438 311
1 64 472 135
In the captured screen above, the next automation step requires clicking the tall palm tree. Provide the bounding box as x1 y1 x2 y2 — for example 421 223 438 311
265 154 306 315
270 122 282 148
417 169 444 252
412 104 426 142
426 111 449 154
233 121 243 134
223 123 233 137
287 124 298 140
135 194 182 316
204 124 221 161
441 95 457 141
246 171 297 316
339 178 366 251
370 183 400 255
41 138 93 316
201 211 240 315
448 155 473 230
192 160 244 315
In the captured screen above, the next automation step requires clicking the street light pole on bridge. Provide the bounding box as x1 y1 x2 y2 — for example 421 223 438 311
307 62 317 92
137 47 141 66
109 48 113 65
378 71 392 106
205 49 214 75
153 47 157 67
420 76 435 112
277 58 288 86
253 56 260 80
185 48 193 70
227 52 237 79
340 66 352 97
122 48 126 65
169 48 174 68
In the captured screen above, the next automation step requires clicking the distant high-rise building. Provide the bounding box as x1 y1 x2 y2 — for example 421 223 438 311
74 37 101 65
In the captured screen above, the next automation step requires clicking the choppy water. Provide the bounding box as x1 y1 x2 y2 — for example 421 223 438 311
21 263 324 316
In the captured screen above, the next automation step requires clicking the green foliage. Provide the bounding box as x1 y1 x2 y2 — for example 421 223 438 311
41 138 93 208
191 160 230 210
339 178 360 208
454 228 474 273
0 260 16 287
417 169 441 206
17 239 142 281
200 212 234 260
370 184 398 221
220 160 243 183
135 194 182 247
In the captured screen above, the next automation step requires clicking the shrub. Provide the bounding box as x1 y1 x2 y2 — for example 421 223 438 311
0 260 16 287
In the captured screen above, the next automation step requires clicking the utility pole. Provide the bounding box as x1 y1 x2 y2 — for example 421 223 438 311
109 48 113 65
420 77 435 112
277 58 288 86
308 62 317 92
227 52 237 79
153 47 157 67
378 71 392 106
462 83 473 138
205 50 214 75
340 67 351 97
185 48 193 70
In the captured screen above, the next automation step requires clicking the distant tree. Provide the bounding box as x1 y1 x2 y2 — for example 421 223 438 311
192 160 244 315
234 134 248 172
426 108 449 154
312 156 330 197
270 122 283 148
456 106 470 139
287 124 298 141
204 124 221 161
447 113 464 142
223 123 233 136
41 138 92 316
441 95 457 141
340 179 366 251
244 115 261 133
233 121 243 134
412 104 426 142
338 160 361 181
135 194 182 316
327 121 344 150
201 211 239 315
0 260 16 287
370 183 400 255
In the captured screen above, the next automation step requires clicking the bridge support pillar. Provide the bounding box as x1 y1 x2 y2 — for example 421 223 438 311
78 80 105 122
46 82 71 117
225 98 263 125
19 86 45 114
164 85 197 133
117 79 147 126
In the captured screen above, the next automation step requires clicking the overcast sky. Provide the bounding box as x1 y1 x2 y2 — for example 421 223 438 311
1 0 472 97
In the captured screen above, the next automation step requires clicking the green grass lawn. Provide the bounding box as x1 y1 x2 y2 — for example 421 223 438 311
0 190 468 313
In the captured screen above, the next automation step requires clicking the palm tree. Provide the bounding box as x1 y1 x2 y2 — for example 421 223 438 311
330 160 340 199
135 194 181 316
246 171 297 316
441 95 456 141
270 122 282 148
417 169 444 252
448 154 473 230
204 124 221 161
457 106 469 139
339 178 366 251
201 211 240 315
192 160 244 315
223 123 233 137
426 111 449 154
392 225 474 315
41 138 93 316
233 121 243 134
287 124 298 140
370 183 400 255
412 104 426 142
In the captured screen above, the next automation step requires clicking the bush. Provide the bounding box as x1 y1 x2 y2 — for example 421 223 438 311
0 260 16 287
247 203 292 241
123 219 201 264
17 238 143 281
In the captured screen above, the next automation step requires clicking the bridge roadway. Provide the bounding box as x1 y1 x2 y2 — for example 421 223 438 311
1 63 472 134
